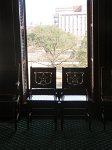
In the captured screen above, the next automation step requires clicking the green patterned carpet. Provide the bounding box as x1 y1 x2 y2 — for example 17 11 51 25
0 118 112 150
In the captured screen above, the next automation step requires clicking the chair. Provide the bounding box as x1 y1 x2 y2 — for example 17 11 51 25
27 67 58 130
100 66 112 130
0 64 20 131
60 67 90 130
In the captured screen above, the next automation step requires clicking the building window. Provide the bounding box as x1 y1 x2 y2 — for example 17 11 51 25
25 0 87 88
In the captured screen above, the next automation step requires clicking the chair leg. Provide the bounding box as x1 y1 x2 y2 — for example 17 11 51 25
61 119 63 131
14 112 19 131
27 112 31 129
87 113 92 131
89 116 92 131
54 104 58 131
103 116 106 130
104 121 106 130
54 116 57 130
60 110 63 131
102 113 106 130
15 120 17 131
60 103 64 131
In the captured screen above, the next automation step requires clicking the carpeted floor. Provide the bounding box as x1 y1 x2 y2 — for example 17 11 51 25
0 118 112 150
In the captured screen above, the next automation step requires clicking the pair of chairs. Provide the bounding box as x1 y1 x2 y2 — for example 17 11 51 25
0 65 20 131
27 66 90 130
0 65 111 131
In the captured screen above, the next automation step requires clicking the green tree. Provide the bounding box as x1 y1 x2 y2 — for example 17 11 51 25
27 25 87 67
76 34 87 67
27 25 77 67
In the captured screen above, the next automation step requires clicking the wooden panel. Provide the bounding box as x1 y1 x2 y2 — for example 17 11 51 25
0 0 15 65
101 67 112 97
62 67 88 95
30 67 56 89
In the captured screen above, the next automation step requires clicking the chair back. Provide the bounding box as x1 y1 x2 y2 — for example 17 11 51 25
30 67 56 95
62 67 88 95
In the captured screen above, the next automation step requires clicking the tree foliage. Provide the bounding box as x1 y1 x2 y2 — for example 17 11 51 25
27 25 87 67
74 33 87 67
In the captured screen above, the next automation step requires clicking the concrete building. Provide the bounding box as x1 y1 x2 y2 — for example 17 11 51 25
54 4 87 37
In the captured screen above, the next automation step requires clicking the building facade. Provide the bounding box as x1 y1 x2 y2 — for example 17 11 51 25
54 5 87 37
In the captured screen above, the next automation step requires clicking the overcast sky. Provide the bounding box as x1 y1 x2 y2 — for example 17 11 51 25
25 0 86 26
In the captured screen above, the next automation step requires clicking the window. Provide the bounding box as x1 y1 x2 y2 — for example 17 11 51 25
25 0 87 88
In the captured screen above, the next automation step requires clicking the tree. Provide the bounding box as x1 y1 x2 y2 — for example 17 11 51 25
75 34 87 67
27 25 78 67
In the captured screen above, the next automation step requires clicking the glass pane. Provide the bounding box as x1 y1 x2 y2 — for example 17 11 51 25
25 0 87 88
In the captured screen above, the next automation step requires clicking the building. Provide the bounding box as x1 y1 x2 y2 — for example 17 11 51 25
54 4 87 37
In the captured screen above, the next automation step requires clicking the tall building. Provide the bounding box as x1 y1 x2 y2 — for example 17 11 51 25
54 4 87 37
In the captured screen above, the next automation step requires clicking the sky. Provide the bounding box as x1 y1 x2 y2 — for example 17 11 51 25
25 0 86 26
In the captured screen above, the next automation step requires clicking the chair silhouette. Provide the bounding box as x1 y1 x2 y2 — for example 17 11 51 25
60 67 90 130
0 64 20 131
100 66 112 130
27 67 58 130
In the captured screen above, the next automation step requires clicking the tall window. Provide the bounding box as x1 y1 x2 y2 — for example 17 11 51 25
25 0 87 88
